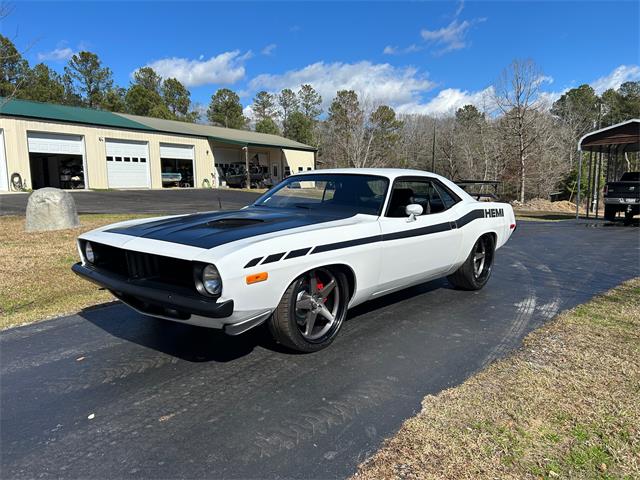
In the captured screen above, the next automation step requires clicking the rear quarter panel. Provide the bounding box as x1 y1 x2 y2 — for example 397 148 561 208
452 200 514 268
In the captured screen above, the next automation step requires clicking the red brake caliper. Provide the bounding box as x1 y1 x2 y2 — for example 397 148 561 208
315 279 328 302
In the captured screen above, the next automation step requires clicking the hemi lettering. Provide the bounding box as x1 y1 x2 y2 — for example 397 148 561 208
484 208 504 218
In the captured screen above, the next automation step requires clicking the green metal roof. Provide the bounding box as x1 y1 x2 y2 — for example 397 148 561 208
118 113 317 151
0 97 154 131
0 98 316 151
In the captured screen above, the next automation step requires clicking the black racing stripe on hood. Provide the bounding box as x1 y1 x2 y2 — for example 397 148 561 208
106 207 355 249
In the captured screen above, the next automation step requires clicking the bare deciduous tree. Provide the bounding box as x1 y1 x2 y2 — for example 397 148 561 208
493 59 544 202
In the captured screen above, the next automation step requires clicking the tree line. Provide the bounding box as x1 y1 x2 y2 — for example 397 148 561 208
2 33 639 201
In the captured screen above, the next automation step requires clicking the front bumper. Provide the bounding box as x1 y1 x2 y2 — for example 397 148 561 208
72 262 234 319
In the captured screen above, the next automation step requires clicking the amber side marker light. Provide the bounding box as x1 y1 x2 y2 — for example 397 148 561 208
246 272 268 284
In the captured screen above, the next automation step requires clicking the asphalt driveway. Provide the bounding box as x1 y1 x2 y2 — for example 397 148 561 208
1 221 638 479
0 189 262 215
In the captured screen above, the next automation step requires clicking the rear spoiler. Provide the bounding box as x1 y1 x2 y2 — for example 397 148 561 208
455 180 502 202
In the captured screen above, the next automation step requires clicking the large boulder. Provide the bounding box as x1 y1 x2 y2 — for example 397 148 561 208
25 188 79 232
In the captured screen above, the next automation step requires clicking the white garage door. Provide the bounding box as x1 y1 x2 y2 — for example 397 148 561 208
213 148 241 165
160 143 194 160
0 130 8 191
106 139 150 189
27 132 83 155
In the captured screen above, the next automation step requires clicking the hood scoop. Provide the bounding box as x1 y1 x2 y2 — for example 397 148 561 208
206 218 265 228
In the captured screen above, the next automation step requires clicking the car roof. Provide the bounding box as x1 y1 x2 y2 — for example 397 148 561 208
295 168 441 181
292 168 475 202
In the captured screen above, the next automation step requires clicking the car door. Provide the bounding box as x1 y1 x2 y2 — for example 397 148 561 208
375 176 463 295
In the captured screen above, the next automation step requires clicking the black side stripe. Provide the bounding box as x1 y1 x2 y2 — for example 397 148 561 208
455 209 485 227
312 209 486 254
285 247 312 259
244 209 488 265
262 252 286 264
382 221 450 241
311 235 382 254
244 257 262 268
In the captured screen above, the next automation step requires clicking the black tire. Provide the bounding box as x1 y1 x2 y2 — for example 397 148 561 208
604 205 617 222
448 235 495 291
267 268 349 353
624 209 635 225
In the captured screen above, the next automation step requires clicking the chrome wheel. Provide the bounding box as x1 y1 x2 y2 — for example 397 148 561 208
294 268 341 341
473 241 486 279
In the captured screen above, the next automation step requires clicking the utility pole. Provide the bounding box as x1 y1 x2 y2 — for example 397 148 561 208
431 120 436 172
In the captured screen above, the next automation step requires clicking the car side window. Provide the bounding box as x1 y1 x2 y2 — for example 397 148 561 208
386 179 456 217
432 181 460 209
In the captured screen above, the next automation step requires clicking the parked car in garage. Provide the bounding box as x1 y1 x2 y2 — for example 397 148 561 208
604 171 639 223
72 169 516 352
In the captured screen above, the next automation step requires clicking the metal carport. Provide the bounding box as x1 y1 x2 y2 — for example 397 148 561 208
576 119 640 219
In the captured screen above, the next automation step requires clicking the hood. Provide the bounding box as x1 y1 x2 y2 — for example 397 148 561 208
106 207 355 249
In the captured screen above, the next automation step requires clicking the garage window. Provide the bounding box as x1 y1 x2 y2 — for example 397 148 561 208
107 156 113 161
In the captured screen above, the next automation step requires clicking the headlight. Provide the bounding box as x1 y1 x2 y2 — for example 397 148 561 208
202 264 222 295
84 242 95 263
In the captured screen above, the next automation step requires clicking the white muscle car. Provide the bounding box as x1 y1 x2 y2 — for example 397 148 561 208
73 169 516 352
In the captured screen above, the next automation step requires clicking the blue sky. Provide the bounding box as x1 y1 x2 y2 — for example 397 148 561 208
4 1 639 115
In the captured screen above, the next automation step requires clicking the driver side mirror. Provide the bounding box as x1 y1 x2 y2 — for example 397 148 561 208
405 204 423 222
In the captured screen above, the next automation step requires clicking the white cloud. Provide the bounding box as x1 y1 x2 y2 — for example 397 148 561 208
249 61 435 109
383 45 398 55
387 1 484 57
141 50 251 87
261 43 277 56
383 44 423 55
536 75 554 86
591 64 640 93
420 17 485 55
37 47 75 62
396 86 495 116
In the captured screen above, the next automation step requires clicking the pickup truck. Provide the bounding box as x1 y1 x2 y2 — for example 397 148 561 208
604 172 639 223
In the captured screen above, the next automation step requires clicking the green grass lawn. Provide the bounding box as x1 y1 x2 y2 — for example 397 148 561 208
354 279 640 480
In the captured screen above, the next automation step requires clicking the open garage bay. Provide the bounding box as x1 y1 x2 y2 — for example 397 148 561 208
1 221 638 479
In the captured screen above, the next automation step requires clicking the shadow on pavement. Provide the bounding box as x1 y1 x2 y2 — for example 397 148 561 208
78 278 450 362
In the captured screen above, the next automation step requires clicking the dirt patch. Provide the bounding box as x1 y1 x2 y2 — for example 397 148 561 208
353 279 640 480
513 198 582 213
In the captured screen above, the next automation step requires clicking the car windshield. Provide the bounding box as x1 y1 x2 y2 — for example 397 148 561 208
253 173 389 216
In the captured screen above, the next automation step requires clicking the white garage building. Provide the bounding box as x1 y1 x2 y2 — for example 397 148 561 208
0 98 316 192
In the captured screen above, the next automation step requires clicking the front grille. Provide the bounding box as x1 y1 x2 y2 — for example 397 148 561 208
87 242 195 290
